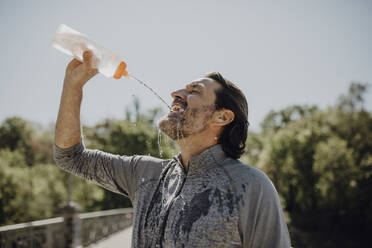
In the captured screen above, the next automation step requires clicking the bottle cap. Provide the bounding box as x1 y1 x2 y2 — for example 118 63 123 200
114 61 129 79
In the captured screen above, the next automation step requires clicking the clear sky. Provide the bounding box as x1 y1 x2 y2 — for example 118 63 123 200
0 0 371 131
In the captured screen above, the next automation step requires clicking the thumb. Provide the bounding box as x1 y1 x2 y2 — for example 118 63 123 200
83 50 95 68
82 50 99 76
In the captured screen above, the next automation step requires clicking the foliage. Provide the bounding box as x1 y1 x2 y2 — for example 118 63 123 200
0 148 29 225
0 117 35 166
244 82 372 247
0 102 175 226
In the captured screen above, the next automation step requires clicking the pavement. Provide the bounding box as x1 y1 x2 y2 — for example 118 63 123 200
88 226 133 248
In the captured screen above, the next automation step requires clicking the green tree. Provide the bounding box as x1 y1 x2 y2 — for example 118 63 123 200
0 149 32 224
246 83 372 247
261 105 318 134
0 117 35 166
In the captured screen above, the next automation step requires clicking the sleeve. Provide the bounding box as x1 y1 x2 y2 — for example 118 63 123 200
239 171 291 248
53 141 164 200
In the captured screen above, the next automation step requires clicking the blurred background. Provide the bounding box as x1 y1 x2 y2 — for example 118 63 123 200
0 0 371 247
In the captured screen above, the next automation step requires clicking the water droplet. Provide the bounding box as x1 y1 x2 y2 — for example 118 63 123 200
158 129 163 158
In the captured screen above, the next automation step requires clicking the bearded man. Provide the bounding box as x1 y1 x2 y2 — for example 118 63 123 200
54 51 291 247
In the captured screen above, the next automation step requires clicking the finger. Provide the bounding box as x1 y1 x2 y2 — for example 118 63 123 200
86 68 99 79
83 50 94 68
66 59 82 74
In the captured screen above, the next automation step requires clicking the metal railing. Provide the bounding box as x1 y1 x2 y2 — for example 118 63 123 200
79 208 133 246
0 208 133 248
0 217 65 248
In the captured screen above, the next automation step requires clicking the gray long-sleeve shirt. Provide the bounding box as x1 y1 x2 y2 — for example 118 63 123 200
54 142 291 247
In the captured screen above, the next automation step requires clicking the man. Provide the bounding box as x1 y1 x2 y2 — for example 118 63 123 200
54 51 291 247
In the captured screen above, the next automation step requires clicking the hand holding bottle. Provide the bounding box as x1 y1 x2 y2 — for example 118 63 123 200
63 50 98 89
52 24 129 80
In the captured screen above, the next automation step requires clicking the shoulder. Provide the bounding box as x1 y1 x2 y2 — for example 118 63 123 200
219 158 278 200
221 158 272 185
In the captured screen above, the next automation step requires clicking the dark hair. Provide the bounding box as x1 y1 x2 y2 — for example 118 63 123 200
206 72 249 159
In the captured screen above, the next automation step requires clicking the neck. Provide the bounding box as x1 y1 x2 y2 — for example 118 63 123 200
177 133 217 170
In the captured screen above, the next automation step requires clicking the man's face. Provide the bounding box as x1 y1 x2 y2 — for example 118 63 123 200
158 78 221 140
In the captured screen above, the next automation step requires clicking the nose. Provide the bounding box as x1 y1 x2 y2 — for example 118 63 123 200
171 89 186 101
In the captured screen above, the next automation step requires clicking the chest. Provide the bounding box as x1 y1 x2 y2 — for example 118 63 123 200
136 166 242 247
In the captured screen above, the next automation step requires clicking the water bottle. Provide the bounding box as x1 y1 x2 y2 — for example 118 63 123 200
51 24 129 79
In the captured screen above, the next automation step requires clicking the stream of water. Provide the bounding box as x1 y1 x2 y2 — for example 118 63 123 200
129 75 171 110
127 75 171 157
157 129 163 158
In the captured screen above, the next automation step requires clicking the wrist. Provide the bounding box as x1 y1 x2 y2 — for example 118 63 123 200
63 78 85 91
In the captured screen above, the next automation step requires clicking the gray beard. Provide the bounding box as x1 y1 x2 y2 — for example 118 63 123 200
158 105 215 140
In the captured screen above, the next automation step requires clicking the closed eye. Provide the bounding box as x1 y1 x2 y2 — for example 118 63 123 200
186 82 204 94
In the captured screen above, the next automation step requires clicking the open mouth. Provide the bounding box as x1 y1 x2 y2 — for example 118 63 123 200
171 104 185 113
169 99 187 116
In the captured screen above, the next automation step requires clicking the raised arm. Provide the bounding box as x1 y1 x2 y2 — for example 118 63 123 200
53 51 163 199
55 50 98 148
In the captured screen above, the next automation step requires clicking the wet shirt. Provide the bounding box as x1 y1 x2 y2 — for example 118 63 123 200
54 142 291 248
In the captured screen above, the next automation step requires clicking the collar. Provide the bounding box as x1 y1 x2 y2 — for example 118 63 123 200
174 144 227 176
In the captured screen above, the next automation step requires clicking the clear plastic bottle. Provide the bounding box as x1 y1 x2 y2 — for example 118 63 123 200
51 24 129 79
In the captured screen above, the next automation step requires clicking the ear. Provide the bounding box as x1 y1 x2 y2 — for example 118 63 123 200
212 109 235 127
